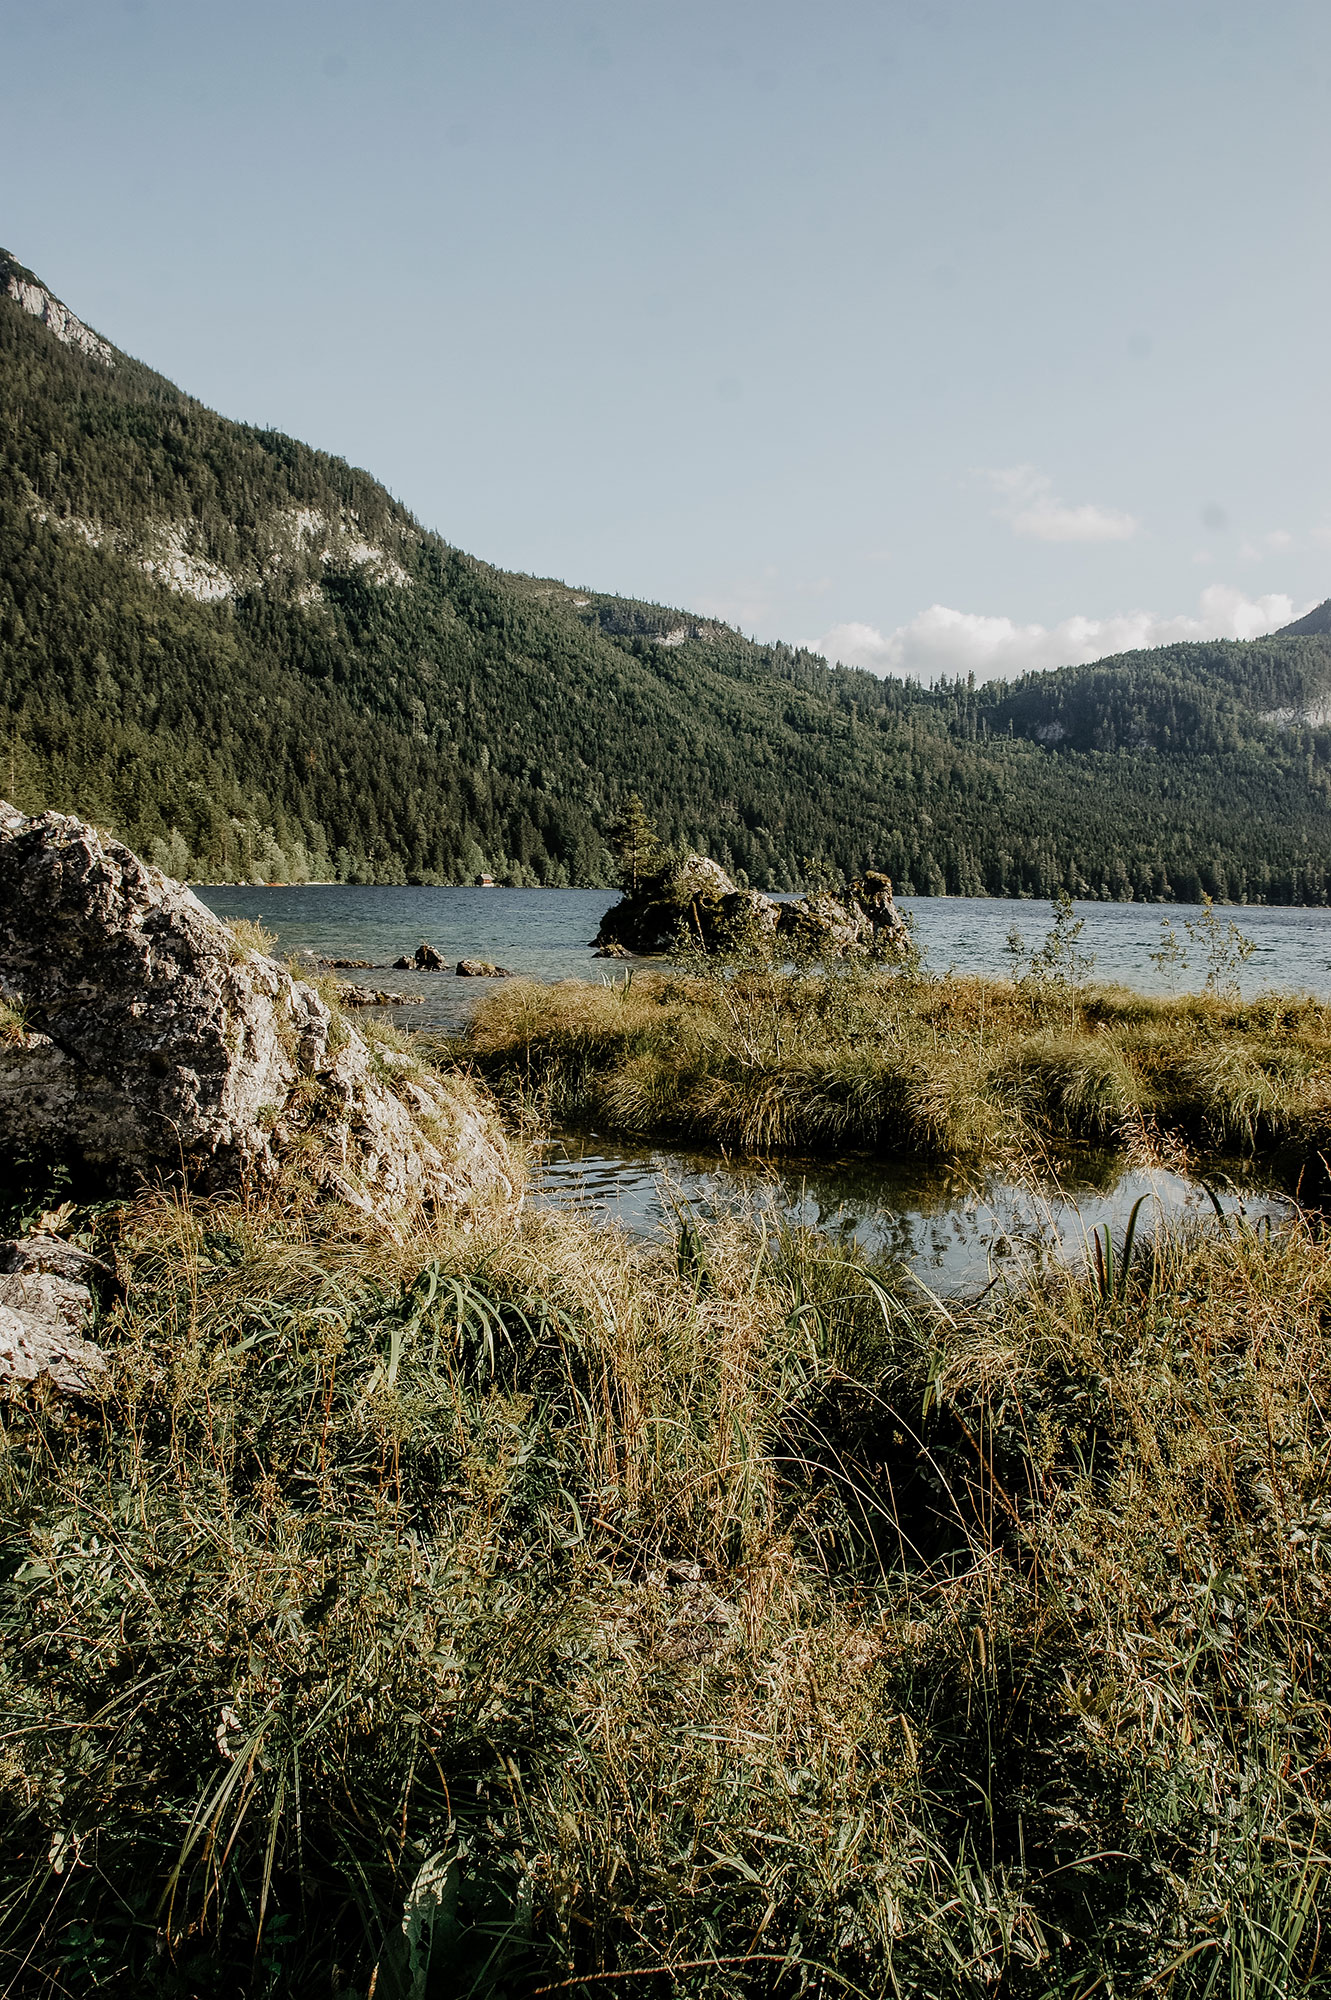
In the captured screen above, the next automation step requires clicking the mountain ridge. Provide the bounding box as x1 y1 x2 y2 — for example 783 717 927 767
4 249 1331 901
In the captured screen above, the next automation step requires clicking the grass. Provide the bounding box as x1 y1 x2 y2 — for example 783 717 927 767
4 1170 1331 1995
460 967 1331 1178
224 918 280 963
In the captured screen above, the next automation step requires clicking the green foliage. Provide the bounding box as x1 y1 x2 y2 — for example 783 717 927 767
1144 902 1258 1001
5 1180 1331 1992
1149 913 1189 991
1005 890 1096 991
6 258 1331 896
605 792 667 894
1185 894 1259 999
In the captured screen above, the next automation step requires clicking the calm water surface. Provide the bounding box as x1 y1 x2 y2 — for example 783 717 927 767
195 885 1307 1278
530 1138 1288 1297
197 884 1331 1032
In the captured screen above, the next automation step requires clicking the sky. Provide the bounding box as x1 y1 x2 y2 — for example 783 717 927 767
4 0 1331 680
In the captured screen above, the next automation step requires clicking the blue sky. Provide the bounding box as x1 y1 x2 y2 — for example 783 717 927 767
5 0 1330 677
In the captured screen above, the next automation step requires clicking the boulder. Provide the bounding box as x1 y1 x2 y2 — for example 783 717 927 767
0 1236 105 1397
0 1232 112 1287
0 1297 105 1397
592 850 912 961
391 942 445 971
593 854 771 956
456 960 512 978
0 804 518 1224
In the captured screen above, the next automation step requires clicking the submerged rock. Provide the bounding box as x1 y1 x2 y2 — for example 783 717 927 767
337 985 425 1008
0 803 517 1224
592 851 912 960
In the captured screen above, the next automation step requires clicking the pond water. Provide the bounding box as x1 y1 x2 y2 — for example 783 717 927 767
530 1138 1289 1296
196 884 1331 1034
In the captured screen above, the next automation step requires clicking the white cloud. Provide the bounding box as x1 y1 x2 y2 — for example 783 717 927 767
982 464 1138 543
816 586 1312 684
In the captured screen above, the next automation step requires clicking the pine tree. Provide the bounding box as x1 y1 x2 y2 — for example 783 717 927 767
607 795 664 894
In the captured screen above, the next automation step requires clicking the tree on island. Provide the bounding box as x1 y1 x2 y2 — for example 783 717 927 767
607 794 666 895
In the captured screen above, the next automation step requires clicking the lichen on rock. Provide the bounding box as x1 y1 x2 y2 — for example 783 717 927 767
0 803 518 1226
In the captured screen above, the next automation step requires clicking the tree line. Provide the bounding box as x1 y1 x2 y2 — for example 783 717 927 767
4 258 1331 901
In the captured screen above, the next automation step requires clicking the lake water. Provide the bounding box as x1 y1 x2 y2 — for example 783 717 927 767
196 885 1331 1033
194 884 1307 1279
530 1137 1288 1296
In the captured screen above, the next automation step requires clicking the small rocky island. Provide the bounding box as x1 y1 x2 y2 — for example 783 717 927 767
593 848 914 959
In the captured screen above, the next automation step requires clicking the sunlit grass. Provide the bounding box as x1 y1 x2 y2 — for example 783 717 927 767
3 1172 1331 1993
463 969 1331 1173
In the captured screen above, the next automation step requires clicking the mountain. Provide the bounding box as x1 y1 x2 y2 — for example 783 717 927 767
4 248 1331 902
1275 599 1331 638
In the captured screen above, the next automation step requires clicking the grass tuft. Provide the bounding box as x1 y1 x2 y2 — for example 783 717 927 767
466 971 1331 1177
3 1179 1331 1993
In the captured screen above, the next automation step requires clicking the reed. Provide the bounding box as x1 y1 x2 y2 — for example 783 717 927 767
463 970 1331 1176
3 1170 1331 1995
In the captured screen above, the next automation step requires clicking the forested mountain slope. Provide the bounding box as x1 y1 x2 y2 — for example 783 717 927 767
4 247 1331 901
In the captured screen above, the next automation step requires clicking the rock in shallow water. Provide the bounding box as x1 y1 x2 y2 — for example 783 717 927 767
0 803 518 1225
592 852 914 959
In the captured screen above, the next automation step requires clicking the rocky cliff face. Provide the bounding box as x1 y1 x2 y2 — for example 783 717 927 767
0 805 517 1225
2 254 114 367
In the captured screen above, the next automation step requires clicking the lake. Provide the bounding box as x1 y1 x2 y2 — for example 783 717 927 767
196 884 1331 1034
194 884 1308 1277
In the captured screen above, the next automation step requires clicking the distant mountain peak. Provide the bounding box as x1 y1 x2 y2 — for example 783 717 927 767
0 250 114 368
1275 599 1331 637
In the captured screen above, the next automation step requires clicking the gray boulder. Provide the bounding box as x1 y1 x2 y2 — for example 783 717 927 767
0 1243 104 1397
592 850 912 960
0 1233 113 1285
0 804 517 1224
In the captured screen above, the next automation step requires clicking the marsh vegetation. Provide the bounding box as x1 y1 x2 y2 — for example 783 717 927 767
3 1172 1331 1995
7 905 1331 1995
463 959 1331 1184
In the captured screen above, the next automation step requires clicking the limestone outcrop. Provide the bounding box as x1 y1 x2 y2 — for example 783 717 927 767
592 853 912 960
0 804 518 1223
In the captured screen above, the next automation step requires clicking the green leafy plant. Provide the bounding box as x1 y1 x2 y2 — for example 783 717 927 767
1184 893 1258 999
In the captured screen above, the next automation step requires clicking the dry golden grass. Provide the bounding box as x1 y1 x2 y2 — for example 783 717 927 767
463 970 1331 1176
3 1172 1331 1994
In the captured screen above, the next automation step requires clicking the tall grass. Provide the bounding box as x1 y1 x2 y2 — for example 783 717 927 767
462 970 1331 1175
3 1178 1331 1994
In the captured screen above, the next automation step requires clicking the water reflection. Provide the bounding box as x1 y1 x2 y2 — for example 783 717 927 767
531 1138 1289 1296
